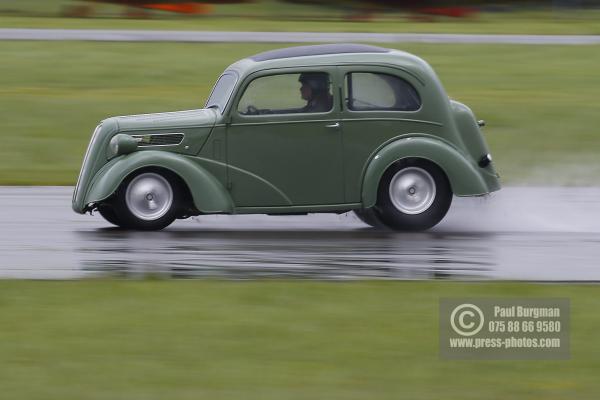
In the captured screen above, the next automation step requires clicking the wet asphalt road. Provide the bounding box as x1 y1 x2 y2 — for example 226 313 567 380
1 29 600 45
1 186 599 280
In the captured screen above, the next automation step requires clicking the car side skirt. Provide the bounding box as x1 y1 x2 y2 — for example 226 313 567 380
234 203 362 214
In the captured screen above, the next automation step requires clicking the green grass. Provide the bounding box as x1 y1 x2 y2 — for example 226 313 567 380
3 13 600 35
0 280 597 399
1 41 599 185
2 0 600 34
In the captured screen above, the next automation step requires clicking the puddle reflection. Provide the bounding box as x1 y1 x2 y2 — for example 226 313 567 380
4 187 598 280
77 228 495 280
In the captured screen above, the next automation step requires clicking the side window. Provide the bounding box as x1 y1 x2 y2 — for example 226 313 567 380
345 72 421 112
205 72 237 112
238 72 333 115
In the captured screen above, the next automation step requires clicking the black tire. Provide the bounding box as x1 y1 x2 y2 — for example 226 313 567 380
375 160 452 231
113 170 181 231
97 203 124 227
354 208 386 229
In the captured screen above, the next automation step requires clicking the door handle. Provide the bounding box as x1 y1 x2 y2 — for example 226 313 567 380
325 122 340 129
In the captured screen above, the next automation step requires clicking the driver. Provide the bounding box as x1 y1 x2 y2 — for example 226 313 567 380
299 73 333 113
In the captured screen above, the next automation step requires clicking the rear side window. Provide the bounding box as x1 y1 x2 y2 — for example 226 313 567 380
345 72 421 112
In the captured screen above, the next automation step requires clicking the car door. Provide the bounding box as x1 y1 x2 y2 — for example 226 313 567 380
337 66 432 203
226 68 344 208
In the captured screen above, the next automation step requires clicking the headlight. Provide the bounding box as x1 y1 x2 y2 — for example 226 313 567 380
109 134 138 157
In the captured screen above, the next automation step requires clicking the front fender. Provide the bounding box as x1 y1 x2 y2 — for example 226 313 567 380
362 136 499 208
84 151 233 213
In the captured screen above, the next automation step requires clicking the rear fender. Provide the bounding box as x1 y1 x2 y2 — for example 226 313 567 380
362 136 491 208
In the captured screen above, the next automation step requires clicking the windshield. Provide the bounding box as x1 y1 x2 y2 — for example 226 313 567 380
205 72 237 112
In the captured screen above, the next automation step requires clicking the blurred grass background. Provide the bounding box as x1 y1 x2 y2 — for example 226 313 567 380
1 0 599 186
0 280 598 400
2 0 600 33
1 41 599 185
3 13 600 34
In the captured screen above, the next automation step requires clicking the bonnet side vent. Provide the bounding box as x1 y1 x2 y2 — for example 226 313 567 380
132 133 184 147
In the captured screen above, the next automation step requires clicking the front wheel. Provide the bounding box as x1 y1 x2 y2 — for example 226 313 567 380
97 203 123 227
375 161 452 231
113 171 180 230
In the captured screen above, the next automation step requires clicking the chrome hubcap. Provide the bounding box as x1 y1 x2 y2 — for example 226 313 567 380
388 167 436 214
125 173 173 221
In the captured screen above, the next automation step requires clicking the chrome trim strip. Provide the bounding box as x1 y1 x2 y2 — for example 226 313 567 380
340 118 443 127
231 118 443 127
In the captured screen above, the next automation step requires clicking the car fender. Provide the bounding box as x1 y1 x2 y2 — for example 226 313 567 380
84 151 233 213
362 136 490 208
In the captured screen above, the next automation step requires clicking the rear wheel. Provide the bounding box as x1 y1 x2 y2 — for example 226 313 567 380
375 160 452 231
113 171 180 230
354 208 386 229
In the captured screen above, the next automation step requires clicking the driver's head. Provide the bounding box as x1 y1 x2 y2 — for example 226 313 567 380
299 73 329 101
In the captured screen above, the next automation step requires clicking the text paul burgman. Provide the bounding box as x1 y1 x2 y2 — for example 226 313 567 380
494 306 560 319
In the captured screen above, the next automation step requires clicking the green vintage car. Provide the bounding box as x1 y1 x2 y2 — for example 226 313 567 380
73 44 500 231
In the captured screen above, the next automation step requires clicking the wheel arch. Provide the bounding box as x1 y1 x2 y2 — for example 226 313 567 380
84 151 233 213
361 136 489 208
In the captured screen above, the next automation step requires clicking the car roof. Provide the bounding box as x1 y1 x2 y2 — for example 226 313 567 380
226 44 433 82
249 43 390 62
